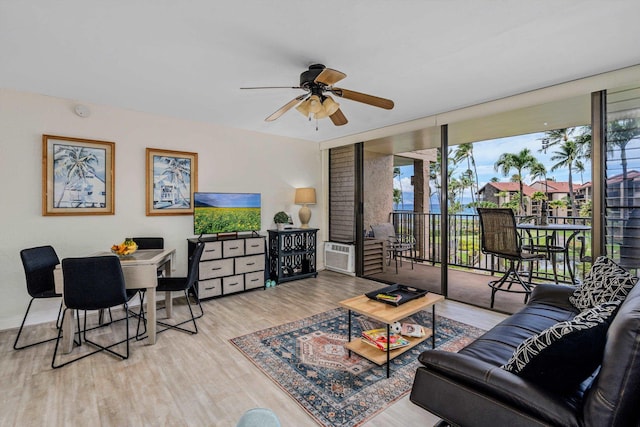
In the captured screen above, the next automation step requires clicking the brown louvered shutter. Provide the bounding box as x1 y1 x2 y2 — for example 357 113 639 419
329 145 356 243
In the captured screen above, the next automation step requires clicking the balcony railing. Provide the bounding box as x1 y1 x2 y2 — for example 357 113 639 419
389 211 592 284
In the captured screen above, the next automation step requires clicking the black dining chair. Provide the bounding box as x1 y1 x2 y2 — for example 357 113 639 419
14 245 63 350
132 237 164 250
155 242 205 335
477 208 546 308
52 256 132 368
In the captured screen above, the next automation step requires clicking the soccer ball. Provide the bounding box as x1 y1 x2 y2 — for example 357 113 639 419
390 322 402 335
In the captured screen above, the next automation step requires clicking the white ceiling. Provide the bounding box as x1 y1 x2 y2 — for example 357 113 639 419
2 0 640 144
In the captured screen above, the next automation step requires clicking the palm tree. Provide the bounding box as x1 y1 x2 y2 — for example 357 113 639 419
549 199 567 217
393 167 404 209
539 128 575 151
494 148 538 215
392 188 402 209
460 169 476 203
158 157 192 206
608 117 640 209
53 145 99 207
575 159 586 184
549 140 579 216
530 162 547 187
453 143 479 204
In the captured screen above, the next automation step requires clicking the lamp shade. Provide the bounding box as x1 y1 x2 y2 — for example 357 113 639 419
295 188 316 205
308 95 322 114
314 96 340 119
296 99 311 117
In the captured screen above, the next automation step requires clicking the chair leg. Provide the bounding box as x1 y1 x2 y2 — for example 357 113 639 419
53 305 130 369
14 298 65 350
488 260 533 309
188 288 205 320
156 290 200 335
134 291 148 341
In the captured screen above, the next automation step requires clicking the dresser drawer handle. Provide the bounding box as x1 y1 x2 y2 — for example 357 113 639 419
211 267 222 271
229 282 239 286
229 246 239 250
205 249 216 252
250 278 259 282
246 262 255 266
250 244 260 248
205 286 216 290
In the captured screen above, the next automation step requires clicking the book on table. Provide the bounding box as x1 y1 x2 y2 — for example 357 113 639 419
401 323 425 337
361 328 411 351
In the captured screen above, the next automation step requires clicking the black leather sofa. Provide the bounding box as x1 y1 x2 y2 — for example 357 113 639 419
410 283 640 426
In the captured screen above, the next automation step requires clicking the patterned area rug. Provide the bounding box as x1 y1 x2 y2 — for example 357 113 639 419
230 307 485 427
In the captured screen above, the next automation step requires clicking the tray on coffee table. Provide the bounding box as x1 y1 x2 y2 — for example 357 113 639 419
365 284 428 306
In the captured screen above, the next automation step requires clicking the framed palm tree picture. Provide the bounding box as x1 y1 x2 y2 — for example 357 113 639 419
146 148 198 216
42 135 115 216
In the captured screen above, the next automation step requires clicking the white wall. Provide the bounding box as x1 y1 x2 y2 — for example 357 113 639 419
0 89 324 330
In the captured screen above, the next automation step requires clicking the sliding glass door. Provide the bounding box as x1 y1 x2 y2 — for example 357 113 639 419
605 85 640 273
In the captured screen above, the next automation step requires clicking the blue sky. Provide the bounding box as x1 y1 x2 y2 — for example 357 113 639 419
394 131 593 205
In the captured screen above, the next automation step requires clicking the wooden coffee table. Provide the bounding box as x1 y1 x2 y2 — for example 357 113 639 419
339 292 445 377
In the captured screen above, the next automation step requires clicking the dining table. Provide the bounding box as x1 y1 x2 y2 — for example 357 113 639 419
516 222 590 285
54 248 176 353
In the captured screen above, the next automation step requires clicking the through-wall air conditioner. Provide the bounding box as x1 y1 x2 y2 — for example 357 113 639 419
324 242 355 275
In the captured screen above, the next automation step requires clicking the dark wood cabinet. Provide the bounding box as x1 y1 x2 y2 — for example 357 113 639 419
268 228 318 283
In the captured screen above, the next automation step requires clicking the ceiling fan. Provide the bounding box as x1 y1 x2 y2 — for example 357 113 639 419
241 64 394 127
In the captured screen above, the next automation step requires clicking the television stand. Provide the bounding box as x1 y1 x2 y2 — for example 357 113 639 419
188 234 266 300
216 232 238 240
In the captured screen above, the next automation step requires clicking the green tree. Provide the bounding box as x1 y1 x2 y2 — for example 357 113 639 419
549 140 579 216
453 143 479 204
580 199 592 218
549 199 567 217
494 149 538 215
393 167 404 209
608 118 640 209
392 188 402 209
532 191 547 202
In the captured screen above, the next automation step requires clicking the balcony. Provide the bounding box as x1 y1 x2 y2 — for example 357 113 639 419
364 212 593 314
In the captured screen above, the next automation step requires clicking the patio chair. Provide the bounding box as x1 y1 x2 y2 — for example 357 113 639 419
477 208 546 308
370 223 415 273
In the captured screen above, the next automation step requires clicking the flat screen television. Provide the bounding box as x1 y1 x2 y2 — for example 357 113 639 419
194 192 261 235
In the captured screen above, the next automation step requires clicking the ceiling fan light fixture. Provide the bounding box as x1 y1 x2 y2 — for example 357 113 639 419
296 99 311 117
308 95 322 113
314 96 340 119
323 96 339 116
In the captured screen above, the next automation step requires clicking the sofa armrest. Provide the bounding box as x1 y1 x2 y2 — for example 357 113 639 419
418 350 580 424
529 283 578 311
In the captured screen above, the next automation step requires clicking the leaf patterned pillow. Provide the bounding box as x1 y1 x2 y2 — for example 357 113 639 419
569 256 637 311
502 301 620 392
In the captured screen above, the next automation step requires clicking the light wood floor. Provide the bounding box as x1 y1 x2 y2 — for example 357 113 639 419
0 270 507 427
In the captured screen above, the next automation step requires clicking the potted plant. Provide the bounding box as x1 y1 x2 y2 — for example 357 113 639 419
274 211 289 231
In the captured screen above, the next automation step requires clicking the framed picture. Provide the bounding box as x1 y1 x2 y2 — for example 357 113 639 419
146 148 198 216
42 135 115 216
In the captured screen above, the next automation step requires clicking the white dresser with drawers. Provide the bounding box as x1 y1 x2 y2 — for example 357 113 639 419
188 235 266 300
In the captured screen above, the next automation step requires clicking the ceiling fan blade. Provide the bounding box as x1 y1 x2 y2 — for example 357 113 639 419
332 88 394 110
329 109 348 126
241 86 301 90
265 95 307 122
314 68 347 86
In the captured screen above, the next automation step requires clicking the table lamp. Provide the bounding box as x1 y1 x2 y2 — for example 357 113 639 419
295 187 316 228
